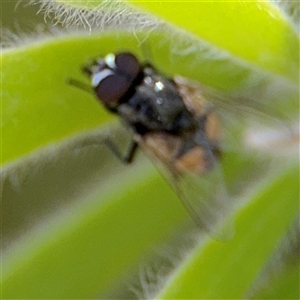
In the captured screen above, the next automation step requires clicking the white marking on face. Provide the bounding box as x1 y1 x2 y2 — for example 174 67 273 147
91 69 114 87
105 53 116 69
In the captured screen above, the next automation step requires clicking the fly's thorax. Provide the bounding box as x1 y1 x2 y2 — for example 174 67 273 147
119 70 196 134
137 99 222 175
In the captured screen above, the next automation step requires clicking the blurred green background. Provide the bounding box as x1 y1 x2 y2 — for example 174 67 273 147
2 1 299 299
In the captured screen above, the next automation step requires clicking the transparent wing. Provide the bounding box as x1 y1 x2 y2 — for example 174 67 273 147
171 160 234 239
174 75 289 124
138 133 235 239
72 124 234 238
149 76 293 239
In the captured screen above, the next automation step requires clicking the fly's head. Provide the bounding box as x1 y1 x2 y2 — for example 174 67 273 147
84 52 142 112
84 52 194 135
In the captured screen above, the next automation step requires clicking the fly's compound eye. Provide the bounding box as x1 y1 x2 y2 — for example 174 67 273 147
95 74 131 106
91 52 141 108
114 52 141 79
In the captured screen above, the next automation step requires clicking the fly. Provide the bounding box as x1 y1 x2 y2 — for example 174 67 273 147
70 52 233 237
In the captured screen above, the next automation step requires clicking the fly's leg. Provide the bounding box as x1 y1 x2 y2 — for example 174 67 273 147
104 138 139 164
74 136 139 164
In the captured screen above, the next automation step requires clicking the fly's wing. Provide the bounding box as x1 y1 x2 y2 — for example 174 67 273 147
171 158 235 239
138 133 234 239
164 76 293 238
174 75 292 145
174 75 287 123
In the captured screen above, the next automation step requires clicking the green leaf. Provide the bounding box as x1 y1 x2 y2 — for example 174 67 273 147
2 34 124 165
3 156 189 298
2 1 299 299
2 28 298 165
51 0 299 80
157 165 299 299
256 263 300 299
129 0 299 81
